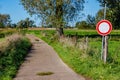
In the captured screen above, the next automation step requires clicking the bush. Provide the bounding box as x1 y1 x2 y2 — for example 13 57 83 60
76 21 91 29
0 29 17 38
0 34 32 80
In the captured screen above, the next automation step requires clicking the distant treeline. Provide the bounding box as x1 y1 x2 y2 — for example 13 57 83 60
0 14 36 28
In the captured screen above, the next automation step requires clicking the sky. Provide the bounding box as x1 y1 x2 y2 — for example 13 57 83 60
0 0 101 26
83 0 101 18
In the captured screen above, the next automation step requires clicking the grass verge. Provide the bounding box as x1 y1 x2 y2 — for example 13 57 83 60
0 34 32 80
29 30 120 80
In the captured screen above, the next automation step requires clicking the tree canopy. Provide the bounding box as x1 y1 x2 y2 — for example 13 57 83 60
97 0 120 29
17 18 35 28
0 14 11 28
20 0 85 28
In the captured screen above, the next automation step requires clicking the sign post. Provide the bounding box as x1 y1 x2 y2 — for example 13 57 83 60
96 2 113 63
103 3 107 63
96 20 112 63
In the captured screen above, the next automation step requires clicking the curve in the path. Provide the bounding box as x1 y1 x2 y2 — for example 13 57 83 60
14 34 85 80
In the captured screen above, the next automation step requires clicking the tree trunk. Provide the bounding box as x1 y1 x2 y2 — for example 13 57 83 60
55 0 64 38
56 27 64 37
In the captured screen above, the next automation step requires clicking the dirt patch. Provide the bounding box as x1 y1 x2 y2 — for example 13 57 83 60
37 72 54 76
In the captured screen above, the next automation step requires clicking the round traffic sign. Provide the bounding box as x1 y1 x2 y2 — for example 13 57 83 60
96 20 112 36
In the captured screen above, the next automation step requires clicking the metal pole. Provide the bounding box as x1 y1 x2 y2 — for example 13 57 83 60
104 36 108 63
101 3 107 62
101 36 104 60
104 4 107 20
102 3 108 63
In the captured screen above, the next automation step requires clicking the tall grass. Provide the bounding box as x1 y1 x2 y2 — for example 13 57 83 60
0 34 32 80
0 29 17 38
50 38 120 80
29 30 120 80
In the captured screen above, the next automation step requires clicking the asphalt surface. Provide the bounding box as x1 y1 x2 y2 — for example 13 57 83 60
14 34 85 80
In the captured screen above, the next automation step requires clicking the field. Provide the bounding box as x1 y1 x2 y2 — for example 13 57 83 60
28 29 120 38
0 29 120 80
28 29 120 80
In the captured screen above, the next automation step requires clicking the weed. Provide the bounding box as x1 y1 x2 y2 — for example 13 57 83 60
37 72 54 76
35 38 39 41
0 34 31 80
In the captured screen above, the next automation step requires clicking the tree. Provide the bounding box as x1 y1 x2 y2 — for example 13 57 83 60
95 9 104 22
75 15 96 29
0 14 11 28
97 0 120 29
20 0 85 36
76 21 89 29
24 18 35 28
17 18 35 28
95 8 112 22
11 23 17 28
86 15 95 28
17 20 25 28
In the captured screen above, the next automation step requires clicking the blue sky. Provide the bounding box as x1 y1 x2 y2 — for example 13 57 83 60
0 0 101 26
83 0 101 17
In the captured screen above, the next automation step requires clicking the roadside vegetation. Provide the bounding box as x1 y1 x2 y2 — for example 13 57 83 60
29 29 120 80
0 33 31 80
0 0 120 80
0 29 17 38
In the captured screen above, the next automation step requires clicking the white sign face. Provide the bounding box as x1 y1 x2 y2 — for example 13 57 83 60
99 22 110 33
96 20 112 36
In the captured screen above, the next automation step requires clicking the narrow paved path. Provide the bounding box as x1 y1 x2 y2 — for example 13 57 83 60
14 34 85 80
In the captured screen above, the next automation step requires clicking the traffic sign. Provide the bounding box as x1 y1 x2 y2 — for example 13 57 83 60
96 20 112 36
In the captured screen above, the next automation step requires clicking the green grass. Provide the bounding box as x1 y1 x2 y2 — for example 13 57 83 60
0 38 5 42
28 29 120 38
0 29 17 38
0 34 32 80
50 40 120 80
28 30 120 80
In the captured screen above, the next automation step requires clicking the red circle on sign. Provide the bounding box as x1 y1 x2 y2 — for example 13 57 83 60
96 20 112 36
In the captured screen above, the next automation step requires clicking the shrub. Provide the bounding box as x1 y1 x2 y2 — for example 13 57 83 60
0 34 32 80
0 29 17 38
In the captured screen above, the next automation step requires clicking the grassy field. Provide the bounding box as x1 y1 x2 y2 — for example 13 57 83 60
28 29 120 80
28 29 120 38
